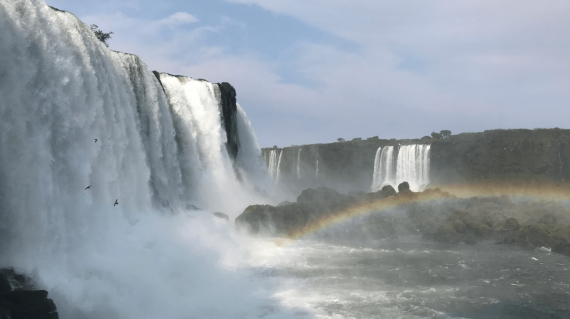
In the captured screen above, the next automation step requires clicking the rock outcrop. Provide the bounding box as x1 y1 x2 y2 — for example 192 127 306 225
235 203 312 236
217 82 240 160
0 269 59 319
237 185 570 257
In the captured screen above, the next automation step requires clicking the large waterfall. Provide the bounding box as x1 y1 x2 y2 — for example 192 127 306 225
371 144 431 192
0 1 285 318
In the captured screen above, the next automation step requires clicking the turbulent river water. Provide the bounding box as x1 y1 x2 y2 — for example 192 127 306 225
251 237 570 319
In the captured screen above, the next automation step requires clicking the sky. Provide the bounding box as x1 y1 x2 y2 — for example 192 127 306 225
45 0 570 148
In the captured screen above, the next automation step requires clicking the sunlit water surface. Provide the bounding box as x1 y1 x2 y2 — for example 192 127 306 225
249 237 570 319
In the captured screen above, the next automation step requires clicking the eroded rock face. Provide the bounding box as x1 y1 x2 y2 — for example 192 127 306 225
262 129 570 194
0 269 59 319
217 82 240 160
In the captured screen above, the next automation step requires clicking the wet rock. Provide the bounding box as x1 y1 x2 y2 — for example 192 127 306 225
514 224 570 253
297 187 352 215
366 185 397 200
397 182 410 193
235 203 311 236
1 290 58 319
429 223 462 245
453 220 466 233
0 269 59 319
0 274 11 294
212 212 229 221
537 213 557 225
502 217 520 231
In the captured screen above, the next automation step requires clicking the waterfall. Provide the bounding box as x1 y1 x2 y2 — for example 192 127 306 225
276 150 283 184
264 149 283 182
0 1 278 318
316 150 319 178
396 145 431 191
371 146 395 191
370 144 430 192
296 148 302 179
266 150 278 179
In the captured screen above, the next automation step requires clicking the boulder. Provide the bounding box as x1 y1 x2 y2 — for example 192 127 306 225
296 187 353 216
235 203 311 236
428 223 462 245
366 185 396 200
397 182 410 193
514 224 570 253
502 218 520 231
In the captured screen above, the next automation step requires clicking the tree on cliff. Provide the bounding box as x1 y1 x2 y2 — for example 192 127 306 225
431 130 452 139
440 130 451 139
431 132 442 139
90 24 113 47
337 138 345 142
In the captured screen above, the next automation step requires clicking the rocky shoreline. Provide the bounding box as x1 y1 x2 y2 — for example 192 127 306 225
236 184 570 257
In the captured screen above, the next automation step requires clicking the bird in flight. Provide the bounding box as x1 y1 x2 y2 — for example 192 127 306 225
94 139 98 143
114 199 118 206
85 185 91 190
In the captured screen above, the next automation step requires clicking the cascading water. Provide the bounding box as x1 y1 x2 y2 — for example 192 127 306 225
371 146 395 191
396 144 431 191
266 150 278 179
296 148 302 179
276 150 283 184
370 145 430 192
0 1 288 318
316 150 319 178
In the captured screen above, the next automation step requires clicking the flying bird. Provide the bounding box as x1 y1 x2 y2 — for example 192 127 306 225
94 139 98 143
114 199 118 206
85 185 91 190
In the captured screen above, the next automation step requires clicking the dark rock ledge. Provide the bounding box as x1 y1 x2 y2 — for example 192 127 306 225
0 268 59 319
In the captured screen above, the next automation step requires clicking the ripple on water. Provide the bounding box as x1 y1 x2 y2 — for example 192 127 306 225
259 237 570 318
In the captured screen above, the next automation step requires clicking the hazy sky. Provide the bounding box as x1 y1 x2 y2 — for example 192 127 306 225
45 0 570 147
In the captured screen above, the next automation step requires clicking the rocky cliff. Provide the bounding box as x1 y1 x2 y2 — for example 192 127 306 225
263 129 570 193
430 128 570 184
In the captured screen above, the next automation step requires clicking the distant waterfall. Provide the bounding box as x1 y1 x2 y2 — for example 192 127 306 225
371 146 395 191
371 144 430 192
276 150 283 183
316 150 319 178
396 145 431 191
266 150 279 179
296 148 302 179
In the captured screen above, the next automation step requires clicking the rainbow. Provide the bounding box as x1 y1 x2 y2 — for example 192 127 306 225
281 181 570 242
